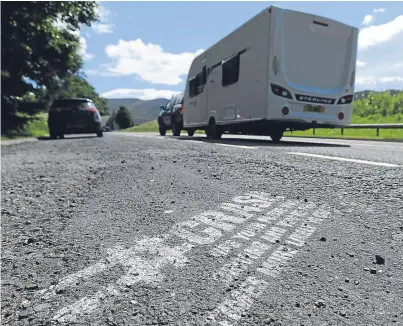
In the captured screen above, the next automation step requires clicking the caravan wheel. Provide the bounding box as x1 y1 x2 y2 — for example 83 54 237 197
206 118 222 140
270 130 284 142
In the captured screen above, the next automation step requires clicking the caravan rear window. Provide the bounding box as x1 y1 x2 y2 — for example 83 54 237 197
222 54 240 87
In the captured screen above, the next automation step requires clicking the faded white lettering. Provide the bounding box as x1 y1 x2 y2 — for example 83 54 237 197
258 200 299 224
257 246 298 278
210 240 242 258
261 226 287 243
276 202 317 228
221 202 262 218
193 211 245 232
171 220 222 245
233 222 266 241
285 224 317 247
207 276 269 324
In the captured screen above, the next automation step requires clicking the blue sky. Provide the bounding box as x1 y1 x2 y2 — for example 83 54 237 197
78 1 403 99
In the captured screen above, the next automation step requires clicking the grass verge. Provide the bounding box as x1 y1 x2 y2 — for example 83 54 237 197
122 119 403 140
1 113 49 140
284 128 403 140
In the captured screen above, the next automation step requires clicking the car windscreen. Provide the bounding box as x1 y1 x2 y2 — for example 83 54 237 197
51 100 90 109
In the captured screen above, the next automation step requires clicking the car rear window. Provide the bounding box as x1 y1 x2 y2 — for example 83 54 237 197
51 100 90 109
175 93 184 104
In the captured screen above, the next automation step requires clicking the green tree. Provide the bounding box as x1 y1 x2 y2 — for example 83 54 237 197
115 106 134 129
1 1 98 134
106 109 118 130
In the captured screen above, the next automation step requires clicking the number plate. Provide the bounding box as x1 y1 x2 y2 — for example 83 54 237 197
303 105 325 113
67 124 84 129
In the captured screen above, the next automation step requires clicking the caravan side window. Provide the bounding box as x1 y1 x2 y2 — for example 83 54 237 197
188 69 206 98
196 72 204 95
222 54 240 87
189 77 197 98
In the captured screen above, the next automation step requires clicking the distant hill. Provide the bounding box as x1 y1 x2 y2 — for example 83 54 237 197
106 98 168 125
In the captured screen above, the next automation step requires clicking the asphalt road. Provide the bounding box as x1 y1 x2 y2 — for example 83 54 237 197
1 132 403 326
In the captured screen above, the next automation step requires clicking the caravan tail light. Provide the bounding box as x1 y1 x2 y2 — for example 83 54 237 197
282 107 289 116
337 95 353 105
338 112 344 120
271 84 292 99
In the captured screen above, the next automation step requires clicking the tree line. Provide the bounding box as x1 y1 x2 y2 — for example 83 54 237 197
1 1 108 135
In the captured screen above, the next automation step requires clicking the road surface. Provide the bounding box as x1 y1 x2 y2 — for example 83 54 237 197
2 132 403 326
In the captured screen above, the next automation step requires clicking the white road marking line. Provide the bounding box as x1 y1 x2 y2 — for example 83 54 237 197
283 137 403 150
164 210 173 214
184 139 205 144
288 152 401 167
215 143 256 149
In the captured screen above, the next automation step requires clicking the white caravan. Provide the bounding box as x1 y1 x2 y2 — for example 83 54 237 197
183 6 358 141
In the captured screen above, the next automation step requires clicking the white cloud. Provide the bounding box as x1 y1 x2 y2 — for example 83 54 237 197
380 76 403 83
356 60 366 67
373 8 386 13
94 3 115 34
92 23 114 34
103 39 204 85
356 76 403 86
78 36 94 61
362 15 374 26
100 88 181 100
96 3 111 22
355 15 403 90
358 15 403 50
85 68 119 77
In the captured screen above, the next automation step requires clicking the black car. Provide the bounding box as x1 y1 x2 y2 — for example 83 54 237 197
48 98 103 139
157 92 195 137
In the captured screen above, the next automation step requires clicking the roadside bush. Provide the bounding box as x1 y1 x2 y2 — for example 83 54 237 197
115 106 134 129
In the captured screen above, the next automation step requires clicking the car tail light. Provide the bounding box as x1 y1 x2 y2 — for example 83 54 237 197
180 106 184 113
282 107 289 116
88 107 97 113
337 95 353 105
271 84 292 99
338 112 344 120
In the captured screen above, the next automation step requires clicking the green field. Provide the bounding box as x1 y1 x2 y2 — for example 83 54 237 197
123 120 161 132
